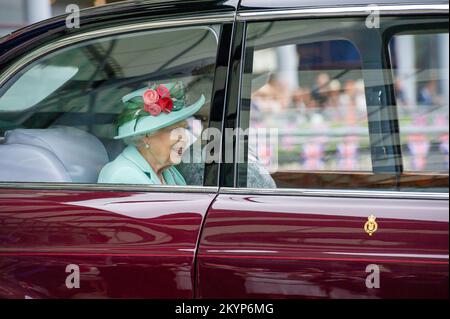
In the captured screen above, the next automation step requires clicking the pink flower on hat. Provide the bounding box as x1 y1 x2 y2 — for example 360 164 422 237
140 84 176 116
157 97 174 114
143 89 159 105
157 84 170 98
144 103 161 116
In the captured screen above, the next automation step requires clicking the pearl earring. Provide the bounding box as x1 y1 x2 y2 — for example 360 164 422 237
145 143 150 149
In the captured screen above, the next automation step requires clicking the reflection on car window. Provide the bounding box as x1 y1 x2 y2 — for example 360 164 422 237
0 26 219 186
239 17 449 192
0 65 78 112
389 32 449 174
239 19 372 190
249 41 370 172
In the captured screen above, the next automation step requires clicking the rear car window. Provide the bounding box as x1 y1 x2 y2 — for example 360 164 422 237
237 16 449 192
389 31 449 174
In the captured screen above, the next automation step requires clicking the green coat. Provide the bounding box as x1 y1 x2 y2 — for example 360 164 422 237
98 145 186 185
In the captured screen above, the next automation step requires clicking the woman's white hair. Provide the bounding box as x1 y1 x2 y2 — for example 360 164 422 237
123 134 147 147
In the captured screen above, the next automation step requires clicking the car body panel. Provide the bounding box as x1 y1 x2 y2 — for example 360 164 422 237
0 0 448 300
197 193 449 298
0 188 217 298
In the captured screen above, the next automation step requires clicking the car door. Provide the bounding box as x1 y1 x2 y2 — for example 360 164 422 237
0 10 235 298
197 5 449 299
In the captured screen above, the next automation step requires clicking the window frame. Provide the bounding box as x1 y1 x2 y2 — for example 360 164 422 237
229 4 449 198
0 13 235 192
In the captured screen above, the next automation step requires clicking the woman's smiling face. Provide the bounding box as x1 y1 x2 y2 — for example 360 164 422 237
144 120 189 166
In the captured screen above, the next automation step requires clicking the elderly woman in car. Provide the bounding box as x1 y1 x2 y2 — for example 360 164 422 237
98 81 205 185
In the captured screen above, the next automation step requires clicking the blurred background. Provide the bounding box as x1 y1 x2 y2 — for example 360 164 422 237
0 0 123 36
243 19 449 174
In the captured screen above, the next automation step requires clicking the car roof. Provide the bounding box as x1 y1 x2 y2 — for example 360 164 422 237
78 0 449 12
0 0 237 59
3 0 448 40
4 0 237 37
83 0 449 10
0 0 447 59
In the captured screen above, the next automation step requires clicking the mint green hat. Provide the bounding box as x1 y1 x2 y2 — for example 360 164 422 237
115 81 205 139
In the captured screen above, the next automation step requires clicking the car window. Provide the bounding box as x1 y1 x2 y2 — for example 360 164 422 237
238 18 376 190
0 65 79 112
237 16 449 192
389 32 449 174
0 25 220 186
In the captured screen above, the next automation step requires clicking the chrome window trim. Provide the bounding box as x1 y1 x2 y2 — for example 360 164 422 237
237 4 449 21
0 182 219 193
220 187 449 200
0 13 235 88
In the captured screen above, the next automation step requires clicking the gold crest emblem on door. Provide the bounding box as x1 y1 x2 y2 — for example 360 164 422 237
364 215 378 236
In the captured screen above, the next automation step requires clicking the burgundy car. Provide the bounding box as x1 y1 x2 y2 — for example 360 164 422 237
0 0 448 299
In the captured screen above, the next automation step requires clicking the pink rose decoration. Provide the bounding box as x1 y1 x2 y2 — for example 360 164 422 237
157 85 170 98
144 103 162 116
143 89 159 105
